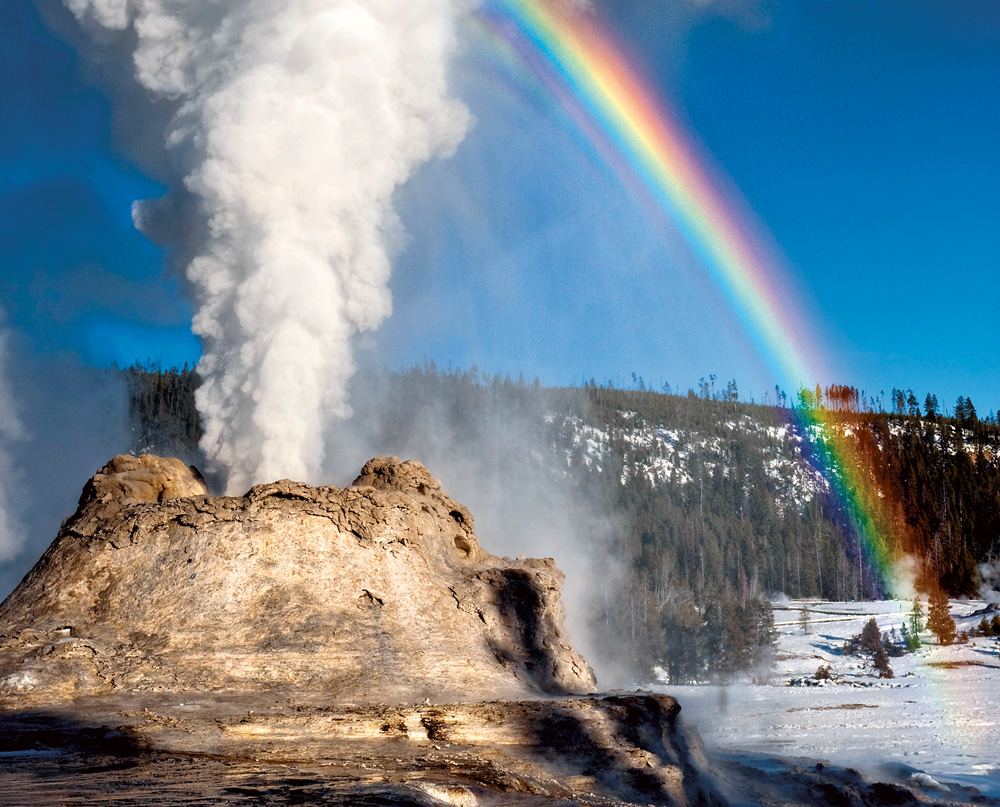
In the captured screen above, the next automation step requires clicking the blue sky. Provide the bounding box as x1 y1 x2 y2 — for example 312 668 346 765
2 0 998 412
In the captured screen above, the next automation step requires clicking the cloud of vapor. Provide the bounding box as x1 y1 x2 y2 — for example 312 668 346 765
977 560 1000 604
889 554 920 601
0 309 26 563
0 322 130 600
63 0 471 493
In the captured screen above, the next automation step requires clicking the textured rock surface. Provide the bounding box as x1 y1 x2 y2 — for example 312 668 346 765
1 695 989 807
0 455 594 704
0 454 734 806
0 692 727 806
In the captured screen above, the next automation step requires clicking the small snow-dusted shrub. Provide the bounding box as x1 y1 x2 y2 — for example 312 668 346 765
814 664 832 680
902 622 921 651
883 630 905 657
873 644 894 678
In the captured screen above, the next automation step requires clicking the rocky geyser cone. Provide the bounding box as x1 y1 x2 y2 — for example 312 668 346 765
0 454 595 704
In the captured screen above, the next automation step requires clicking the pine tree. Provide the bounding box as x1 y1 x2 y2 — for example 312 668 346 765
750 600 778 684
926 588 957 645
661 600 704 684
991 614 1000 636
977 616 991 637
702 600 726 684
955 396 968 424
923 393 936 418
860 618 881 653
720 600 749 681
965 398 978 427
909 598 925 637
873 642 894 678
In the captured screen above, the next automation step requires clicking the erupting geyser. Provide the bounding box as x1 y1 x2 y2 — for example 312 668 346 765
64 0 470 493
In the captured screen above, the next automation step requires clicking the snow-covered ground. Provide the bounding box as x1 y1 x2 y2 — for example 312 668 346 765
662 600 1000 797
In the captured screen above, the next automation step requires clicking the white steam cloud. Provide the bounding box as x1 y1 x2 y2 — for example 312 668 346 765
65 0 471 493
978 560 1000 604
889 554 920 601
0 310 25 562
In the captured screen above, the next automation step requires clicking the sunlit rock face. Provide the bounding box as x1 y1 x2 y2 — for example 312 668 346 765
0 455 736 806
0 455 595 704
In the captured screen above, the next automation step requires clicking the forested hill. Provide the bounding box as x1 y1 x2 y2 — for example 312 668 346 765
123 364 1000 678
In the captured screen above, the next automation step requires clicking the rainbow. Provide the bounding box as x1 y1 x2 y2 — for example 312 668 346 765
477 0 904 594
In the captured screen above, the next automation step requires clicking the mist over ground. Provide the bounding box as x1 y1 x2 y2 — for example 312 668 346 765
0 310 25 566
0 323 129 599
321 368 626 685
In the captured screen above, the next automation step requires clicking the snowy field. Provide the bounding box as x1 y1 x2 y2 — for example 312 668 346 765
661 600 1000 797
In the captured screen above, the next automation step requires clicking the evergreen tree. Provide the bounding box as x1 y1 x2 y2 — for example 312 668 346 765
873 642 894 678
892 388 905 415
965 398 978 426
955 396 968 424
660 600 704 684
702 600 726 682
720 601 749 682
909 598 925 637
926 588 957 645
750 600 778 684
924 393 939 419
859 617 882 655
991 614 1000 636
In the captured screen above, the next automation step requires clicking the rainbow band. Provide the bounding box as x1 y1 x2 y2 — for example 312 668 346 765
482 0 901 594
793 405 899 594
484 0 821 387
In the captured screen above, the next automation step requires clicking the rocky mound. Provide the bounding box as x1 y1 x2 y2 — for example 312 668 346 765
0 454 594 704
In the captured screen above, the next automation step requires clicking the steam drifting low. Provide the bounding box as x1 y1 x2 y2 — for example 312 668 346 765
65 0 470 493
0 309 24 561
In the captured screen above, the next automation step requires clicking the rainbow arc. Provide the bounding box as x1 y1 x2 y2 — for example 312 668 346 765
480 0 905 594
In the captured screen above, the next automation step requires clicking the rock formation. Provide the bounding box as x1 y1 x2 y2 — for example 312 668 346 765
0 454 594 704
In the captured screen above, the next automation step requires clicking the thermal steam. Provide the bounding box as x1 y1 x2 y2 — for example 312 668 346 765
64 0 470 493
978 560 1000 604
0 309 24 561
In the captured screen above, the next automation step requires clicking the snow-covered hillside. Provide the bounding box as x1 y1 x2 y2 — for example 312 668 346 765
664 599 1000 798
556 407 998 519
557 412 831 513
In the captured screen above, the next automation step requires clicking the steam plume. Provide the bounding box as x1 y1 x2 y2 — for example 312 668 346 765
978 560 1000 604
0 309 25 561
65 0 470 493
